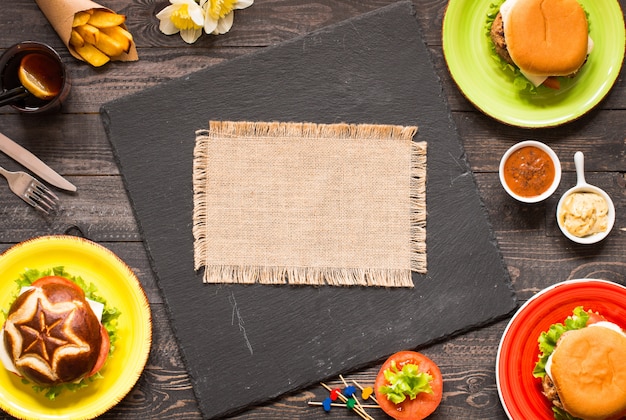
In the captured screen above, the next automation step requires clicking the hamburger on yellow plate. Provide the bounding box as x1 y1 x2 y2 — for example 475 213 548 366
0 268 120 399
533 306 626 420
489 0 594 90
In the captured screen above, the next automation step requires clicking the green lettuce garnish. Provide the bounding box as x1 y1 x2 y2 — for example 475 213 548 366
2 267 121 400
378 361 433 404
552 406 581 420
532 306 589 379
484 0 537 92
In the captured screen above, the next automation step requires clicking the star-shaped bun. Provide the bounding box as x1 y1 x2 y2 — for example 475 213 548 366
3 276 103 385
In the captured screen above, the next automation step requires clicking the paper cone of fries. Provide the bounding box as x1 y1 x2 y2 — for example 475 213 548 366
35 0 138 66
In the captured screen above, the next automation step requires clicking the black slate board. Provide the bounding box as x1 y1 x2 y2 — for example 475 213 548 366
101 2 516 418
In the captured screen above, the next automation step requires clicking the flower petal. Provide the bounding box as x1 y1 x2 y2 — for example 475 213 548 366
155 5 174 19
159 18 180 35
180 27 203 43
204 15 218 34
213 12 234 34
235 0 254 10
189 5 205 26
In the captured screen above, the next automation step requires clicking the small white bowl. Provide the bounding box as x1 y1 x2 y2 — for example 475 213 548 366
556 151 615 244
499 140 562 203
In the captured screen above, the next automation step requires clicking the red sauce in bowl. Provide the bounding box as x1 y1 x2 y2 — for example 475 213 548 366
503 146 555 197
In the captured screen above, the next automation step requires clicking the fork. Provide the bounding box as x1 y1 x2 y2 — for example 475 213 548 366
0 165 58 214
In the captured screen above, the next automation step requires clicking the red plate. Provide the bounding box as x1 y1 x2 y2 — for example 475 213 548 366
496 279 626 419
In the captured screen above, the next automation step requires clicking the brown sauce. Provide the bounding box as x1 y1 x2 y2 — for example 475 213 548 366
503 146 555 197
19 53 63 100
1 52 63 109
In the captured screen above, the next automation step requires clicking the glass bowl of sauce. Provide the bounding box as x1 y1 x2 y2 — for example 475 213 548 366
499 140 561 203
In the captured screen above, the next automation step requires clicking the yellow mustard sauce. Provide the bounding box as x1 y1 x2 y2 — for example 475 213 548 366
559 192 608 237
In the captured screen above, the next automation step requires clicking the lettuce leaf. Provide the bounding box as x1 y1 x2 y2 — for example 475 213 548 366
3 266 121 400
532 306 589 378
553 406 582 420
378 361 433 404
484 0 537 93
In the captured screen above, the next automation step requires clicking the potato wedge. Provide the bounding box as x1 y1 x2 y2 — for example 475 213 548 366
95 32 126 57
88 10 126 28
72 11 92 27
74 43 110 67
69 29 85 48
100 26 133 53
74 23 100 45
70 8 135 66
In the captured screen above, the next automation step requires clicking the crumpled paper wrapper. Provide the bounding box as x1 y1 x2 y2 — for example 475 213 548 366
35 0 138 63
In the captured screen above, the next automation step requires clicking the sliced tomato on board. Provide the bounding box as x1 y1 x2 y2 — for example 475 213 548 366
374 351 443 420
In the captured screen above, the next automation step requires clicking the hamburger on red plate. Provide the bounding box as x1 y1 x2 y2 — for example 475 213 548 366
533 306 626 420
0 268 119 399
489 0 593 90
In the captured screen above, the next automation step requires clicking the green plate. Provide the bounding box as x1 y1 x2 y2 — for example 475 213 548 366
443 0 625 128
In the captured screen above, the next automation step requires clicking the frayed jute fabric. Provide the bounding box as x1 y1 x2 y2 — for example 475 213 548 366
192 121 426 287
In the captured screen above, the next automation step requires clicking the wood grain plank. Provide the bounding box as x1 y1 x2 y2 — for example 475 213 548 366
1 0 404 49
0 175 139 242
101 302 203 419
0 0 624 419
0 114 116 174
455 110 626 172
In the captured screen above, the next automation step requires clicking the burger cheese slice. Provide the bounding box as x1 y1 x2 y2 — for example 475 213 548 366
534 307 626 420
0 276 110 386
490 0 594 89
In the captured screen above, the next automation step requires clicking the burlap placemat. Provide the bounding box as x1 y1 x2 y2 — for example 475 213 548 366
192 121 426 287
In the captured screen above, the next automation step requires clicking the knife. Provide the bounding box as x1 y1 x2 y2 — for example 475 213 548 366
0 132 77 192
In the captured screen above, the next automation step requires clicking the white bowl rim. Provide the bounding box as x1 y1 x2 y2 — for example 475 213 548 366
499 140 562 203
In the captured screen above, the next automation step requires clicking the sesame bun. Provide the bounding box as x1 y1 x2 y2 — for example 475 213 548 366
504 0 589 76
551 326 626 420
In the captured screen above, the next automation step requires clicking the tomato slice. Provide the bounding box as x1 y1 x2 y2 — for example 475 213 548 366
31 275 84 296
374 351 443 420
586 310 607 325
542 77 561 90
88 325 111 377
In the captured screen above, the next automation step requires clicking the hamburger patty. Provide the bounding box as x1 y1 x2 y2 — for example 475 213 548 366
541 374 564 410
490 13 514 66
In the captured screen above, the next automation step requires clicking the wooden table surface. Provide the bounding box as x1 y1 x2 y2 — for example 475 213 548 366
1 0 625 419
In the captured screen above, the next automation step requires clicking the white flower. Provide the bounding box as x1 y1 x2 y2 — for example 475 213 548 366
156 0 205 44
201 0 254 35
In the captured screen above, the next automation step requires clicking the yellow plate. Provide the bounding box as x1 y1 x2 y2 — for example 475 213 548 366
0 235 152 420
